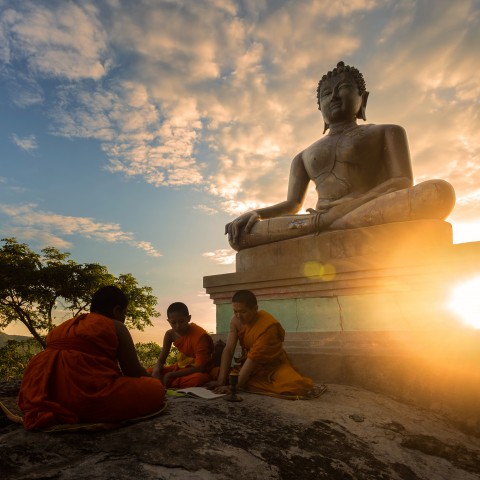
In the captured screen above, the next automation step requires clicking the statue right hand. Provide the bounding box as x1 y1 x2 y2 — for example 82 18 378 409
225 211 261 244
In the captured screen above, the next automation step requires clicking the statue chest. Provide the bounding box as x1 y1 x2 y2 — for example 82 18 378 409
304 130 380 198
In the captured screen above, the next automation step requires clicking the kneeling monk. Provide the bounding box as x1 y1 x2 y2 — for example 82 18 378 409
207 290 314 397
18 286 165 430
151 302 214 388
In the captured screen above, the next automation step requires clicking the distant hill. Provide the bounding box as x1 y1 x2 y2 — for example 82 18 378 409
0 331 32 347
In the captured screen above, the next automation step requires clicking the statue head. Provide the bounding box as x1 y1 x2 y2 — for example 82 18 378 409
316 61 369 132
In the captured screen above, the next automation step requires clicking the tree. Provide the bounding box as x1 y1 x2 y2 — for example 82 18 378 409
0 238 160 349
0 339 41 381
134 341 178 369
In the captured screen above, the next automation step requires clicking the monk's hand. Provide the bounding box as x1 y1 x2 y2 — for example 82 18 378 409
225 211 260 244
204 380 222 390
213 385 231 394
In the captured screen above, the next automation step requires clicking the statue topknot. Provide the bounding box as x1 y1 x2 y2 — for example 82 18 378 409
316 61 367 110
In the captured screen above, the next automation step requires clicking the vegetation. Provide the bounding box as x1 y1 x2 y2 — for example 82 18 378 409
135 341 178 369
0 338 177 381
0 238 160 349
0 338 42 381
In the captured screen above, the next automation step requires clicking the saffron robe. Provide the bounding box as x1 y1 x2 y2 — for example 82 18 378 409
161 323 214 388
238 310 313 395
18 313 165 430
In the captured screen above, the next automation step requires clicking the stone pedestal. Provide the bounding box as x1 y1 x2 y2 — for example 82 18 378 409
203 220 480 432
204 220 478 333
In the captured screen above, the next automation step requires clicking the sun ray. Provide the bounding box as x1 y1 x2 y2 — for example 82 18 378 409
448 277 480 329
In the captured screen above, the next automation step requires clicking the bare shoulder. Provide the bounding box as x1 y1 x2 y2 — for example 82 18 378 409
113 320 132 345
163 328 176 342
229 315 242 333
302 136 327 154
113 319 128 337
368 123 407 136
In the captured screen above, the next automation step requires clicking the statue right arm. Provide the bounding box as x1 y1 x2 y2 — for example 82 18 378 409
225 153 310 244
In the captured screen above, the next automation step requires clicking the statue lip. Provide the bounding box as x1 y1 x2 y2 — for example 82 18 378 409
329 101 342 111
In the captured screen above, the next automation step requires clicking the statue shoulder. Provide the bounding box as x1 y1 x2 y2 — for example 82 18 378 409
367 123 407 135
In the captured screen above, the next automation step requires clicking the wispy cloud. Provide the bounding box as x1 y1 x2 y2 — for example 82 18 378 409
11 133 37 152
202 248 236 265
193 204 218 215
2 1 109 80
0 203 162 257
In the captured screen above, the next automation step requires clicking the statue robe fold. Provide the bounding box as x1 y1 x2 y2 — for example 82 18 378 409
18 313 165 430
161 323 214 388
238 310 313 395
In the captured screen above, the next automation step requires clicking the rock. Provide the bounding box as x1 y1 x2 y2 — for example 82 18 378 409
1 384 480 480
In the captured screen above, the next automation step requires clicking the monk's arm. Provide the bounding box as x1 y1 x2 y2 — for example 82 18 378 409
215 320 239 386
237 358 256 389
226 153 310 243
152 331 174 379
114 321 149 377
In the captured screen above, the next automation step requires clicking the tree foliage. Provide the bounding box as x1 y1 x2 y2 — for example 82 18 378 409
0 238 160 349
134 341 178 369
0 339 41 381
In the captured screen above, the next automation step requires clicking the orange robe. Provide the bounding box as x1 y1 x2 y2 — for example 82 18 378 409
161 323 214 388
238 310 313 395
18 313 165 430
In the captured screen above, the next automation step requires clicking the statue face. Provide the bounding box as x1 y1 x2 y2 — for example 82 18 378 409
318 72 363 125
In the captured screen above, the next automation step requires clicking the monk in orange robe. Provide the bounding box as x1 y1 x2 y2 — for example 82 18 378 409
151 302 214 388
207 290 313 397
18 286 165 430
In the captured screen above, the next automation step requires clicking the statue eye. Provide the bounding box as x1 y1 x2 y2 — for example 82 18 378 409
321 89 331 97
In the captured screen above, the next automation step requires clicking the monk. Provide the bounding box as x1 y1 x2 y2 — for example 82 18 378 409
206 290 314 397
151 302 214 388
18 286 165 430
225 61 456 250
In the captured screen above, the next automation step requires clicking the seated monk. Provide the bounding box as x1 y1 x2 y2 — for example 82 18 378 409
18 286 165 430
206 290 314 397
226 61 456 251
151 302 214 388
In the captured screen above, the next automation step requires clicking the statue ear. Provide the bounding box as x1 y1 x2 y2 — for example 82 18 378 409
357 91 369 121
323 122 329 134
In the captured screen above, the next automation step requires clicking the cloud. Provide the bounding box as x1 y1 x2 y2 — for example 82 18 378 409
11 133 37 152
193 204 218 215
1 1 109 80
0 203 162 257
1 0 479 226
202 248 236 265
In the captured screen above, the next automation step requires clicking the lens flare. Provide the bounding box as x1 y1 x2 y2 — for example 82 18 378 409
303 261 336 281
448 276 480 329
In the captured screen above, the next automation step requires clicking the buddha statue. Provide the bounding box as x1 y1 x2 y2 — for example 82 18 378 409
225 61 455 251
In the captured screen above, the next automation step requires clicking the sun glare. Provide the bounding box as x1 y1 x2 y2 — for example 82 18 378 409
448 277 480 329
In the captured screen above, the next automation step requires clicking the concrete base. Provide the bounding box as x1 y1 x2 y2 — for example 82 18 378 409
204 220 480 433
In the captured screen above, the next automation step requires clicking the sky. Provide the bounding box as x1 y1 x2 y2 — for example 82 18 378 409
1 0 479 342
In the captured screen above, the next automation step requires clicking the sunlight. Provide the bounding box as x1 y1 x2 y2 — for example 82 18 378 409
452 221 480 244
448 277 480 328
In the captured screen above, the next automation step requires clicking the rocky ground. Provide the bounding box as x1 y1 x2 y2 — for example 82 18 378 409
1 382 480 480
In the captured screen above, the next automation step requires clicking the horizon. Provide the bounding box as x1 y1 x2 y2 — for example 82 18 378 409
1 1 479 342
